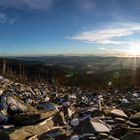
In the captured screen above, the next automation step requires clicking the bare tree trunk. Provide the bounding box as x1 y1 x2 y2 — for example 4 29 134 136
3 59 6 76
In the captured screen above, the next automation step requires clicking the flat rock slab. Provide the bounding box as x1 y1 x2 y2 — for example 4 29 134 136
110 109 128 118
114 117 126 123
126 120 139 127
108 135 120 140
130 112 140 120
7 95 36 113
0 117 55 140
10 110 58 126
91 121 111 133
38 127 68 140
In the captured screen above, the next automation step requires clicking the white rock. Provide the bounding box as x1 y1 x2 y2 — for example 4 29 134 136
70 118 79 126
121 98 129 104
2 124 14 129
133 93 139 98
45 97 50 102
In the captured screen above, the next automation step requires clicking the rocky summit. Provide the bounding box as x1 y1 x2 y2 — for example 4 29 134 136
0 76 139 140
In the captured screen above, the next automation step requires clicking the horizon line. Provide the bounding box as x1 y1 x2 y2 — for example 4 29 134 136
0 53 138 58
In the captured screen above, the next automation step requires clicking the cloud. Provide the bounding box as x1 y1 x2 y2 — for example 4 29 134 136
68 23 140 44
98 47 106 50
0 0 54 11
97 47 128 56
0 13 15 24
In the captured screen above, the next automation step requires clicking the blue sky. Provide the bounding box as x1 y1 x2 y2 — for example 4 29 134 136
0 0 140 56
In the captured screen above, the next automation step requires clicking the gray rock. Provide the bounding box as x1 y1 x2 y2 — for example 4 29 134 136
53 111 66 125
110 109 128 118
70 135 79 140
0 111 8 124
91 121 111 133
114 117 126 123
98 133 108 138
126 120 139 127
108 135 120 140
37 102 57 111
0 116 55 140
39 128 67 140
70 118 79 127
7 96 28 112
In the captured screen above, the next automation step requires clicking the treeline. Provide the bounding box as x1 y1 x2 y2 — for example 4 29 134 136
0 58 139 90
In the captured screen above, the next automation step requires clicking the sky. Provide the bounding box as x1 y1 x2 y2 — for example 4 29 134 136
0 0 140 56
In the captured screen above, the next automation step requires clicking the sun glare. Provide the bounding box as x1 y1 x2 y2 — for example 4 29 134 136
128 42 140 56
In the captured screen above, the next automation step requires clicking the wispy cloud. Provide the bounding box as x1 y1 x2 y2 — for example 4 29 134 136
67 23 140 44
0 0 54 11
98 47 107 50
77 0 95 11
98 47 128 56
0 13 15 24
